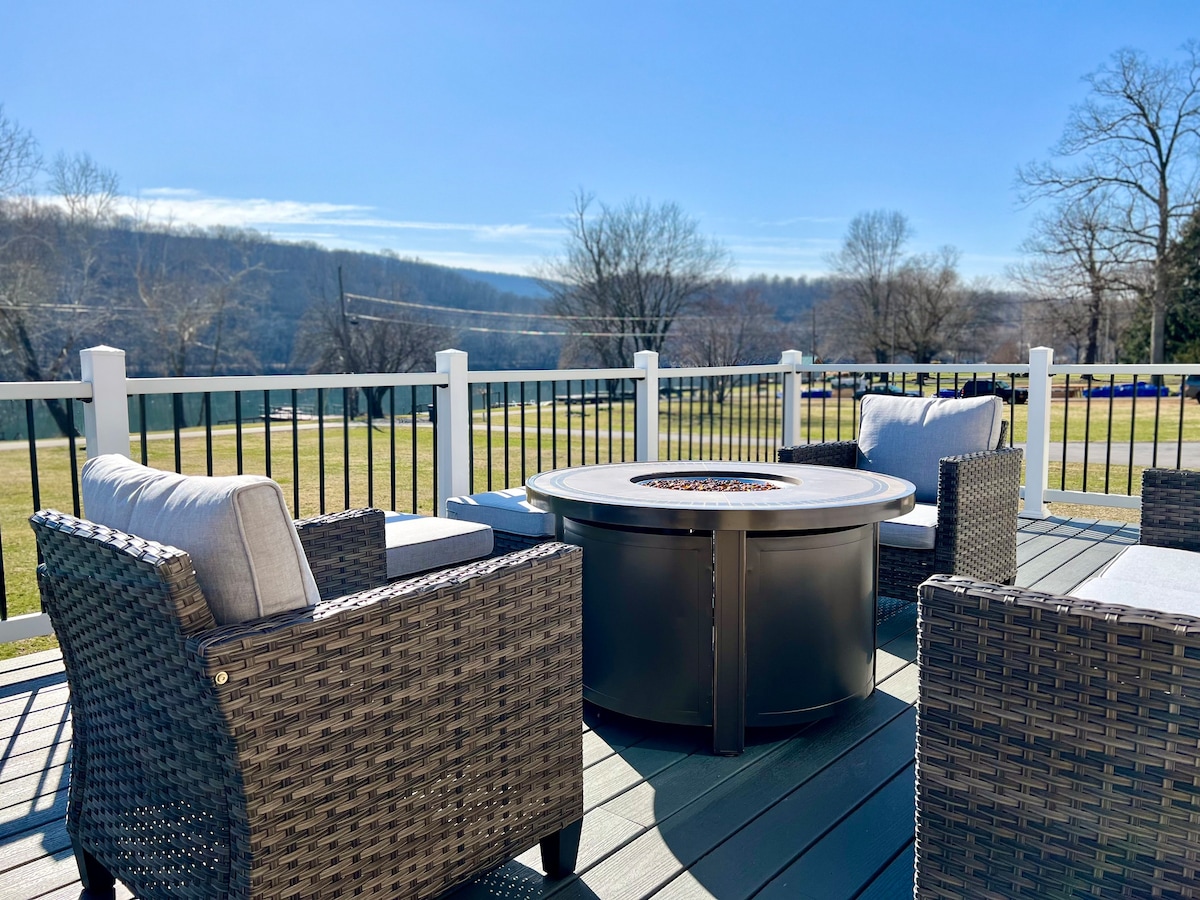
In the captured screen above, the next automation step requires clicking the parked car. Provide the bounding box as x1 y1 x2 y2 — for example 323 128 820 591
853 383 921 400
1083 381 1170 398
959 379 1028 404
825 374 869 391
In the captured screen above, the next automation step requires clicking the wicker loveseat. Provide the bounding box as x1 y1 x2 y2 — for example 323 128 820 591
778 394 1022 601
33 503 584 900
914 468 1200 898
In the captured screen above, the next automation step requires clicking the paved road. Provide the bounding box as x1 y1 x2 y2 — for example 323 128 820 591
1015 442 1200 468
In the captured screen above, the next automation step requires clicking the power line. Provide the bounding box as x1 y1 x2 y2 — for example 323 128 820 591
345 291 716 323
349 311 665 338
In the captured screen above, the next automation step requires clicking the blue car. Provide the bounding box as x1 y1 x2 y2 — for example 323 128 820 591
1083 381 1170 398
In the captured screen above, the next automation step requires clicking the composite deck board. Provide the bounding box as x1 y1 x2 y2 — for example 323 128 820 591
0 517 1143 900
1015 518 1131 590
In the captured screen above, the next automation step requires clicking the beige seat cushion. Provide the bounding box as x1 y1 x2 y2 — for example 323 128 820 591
384 511 494 578
879 503 938 550
81 454 320 624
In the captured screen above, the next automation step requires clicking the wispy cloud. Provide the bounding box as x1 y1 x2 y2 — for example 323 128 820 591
95 190 566 273
110 190 563 242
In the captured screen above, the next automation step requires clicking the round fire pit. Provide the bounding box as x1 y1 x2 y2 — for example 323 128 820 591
525 461 915 755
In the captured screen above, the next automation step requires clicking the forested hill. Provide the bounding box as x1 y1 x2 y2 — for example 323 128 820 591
0 205 841 382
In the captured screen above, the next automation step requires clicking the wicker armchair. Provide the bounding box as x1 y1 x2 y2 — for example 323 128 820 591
779 416 1021 601
914 468 1200 898
32 507 584 900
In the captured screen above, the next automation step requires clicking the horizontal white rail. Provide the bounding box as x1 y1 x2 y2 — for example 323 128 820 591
130 371 446 395
0 381 91 401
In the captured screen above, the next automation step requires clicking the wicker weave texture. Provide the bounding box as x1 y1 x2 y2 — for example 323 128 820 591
915 575 1200 899
294 507 387 599
491 529 553 555
32 509 584 900
1141 468 1200 552
777 440 1022 602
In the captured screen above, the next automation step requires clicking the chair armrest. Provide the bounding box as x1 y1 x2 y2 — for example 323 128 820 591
934 446 1023 584
1140 468 1200 552
294 507 387 599
778 441 858 467
193 542 583 896
915 573 1200 897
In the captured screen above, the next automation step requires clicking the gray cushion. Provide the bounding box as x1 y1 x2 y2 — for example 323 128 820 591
445 487 557 537
856 395 1003 503
384 511 494 579
879 502 938 550
81 454 320 625
1069 545 1200 616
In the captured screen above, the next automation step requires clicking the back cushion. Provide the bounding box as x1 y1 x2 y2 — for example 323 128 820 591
82 454 320 625
856 395 1003 503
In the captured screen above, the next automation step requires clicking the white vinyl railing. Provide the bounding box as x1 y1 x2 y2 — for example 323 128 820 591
3 343 1199 642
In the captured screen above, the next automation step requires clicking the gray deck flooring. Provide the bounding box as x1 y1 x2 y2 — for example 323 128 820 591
0 516 1136 899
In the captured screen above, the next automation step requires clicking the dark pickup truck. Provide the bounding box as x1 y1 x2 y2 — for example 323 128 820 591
959 379 1028 404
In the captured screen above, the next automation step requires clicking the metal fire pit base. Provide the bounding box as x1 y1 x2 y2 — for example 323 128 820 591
526 462 915 755
568 518 877 744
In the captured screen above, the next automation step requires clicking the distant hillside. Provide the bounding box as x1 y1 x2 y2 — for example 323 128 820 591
452 268 548 298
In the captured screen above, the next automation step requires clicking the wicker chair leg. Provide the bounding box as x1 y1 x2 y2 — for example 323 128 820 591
540 818 583 878
72 838 115 900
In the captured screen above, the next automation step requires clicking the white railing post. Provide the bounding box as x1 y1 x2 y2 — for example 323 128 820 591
435 349 471 514
635 350 659 461
780 349 803 447
80 345 130 458
1022 346 1054 519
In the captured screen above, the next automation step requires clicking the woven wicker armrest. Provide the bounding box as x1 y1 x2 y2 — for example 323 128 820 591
193 541 584 898
1140 468 1200 552
294 507 387 599
933 446 1022 585
915 573 1200 898
777 440 857 467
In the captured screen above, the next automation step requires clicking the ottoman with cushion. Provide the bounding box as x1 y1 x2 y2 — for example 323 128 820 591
446 487 557 553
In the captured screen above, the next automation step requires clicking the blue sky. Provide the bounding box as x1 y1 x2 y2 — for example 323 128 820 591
3 1 1195 281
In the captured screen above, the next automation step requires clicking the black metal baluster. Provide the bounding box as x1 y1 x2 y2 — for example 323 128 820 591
317 388 325 515
503 382 511 487
235 392 244 474
292 389 301 516
172 393 183 473
203 392 213 476
366 388 374 509
138 394 149 464
67 401 81 517
263 390 272 478
1060 377 1071 490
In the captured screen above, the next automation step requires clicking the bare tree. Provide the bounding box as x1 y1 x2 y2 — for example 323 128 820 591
891 247 996 364
292 270 454 419
824 210 912 363
50 152 119 223
1010 193 1137 363
1018 42 1200 364
0 105 41 197
538 192 730 367
132 226 268 380
669 287 780 406
0 152 120 434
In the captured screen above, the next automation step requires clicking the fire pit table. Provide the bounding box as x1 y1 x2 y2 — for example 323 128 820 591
525 460 915 754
